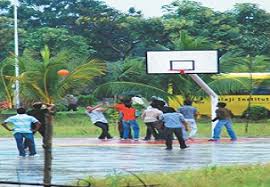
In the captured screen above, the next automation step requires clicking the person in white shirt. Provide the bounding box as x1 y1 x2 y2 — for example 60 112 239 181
141 103 163 140
85 104 112 139
1 107 40 157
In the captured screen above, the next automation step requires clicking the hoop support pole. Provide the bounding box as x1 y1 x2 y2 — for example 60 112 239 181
189 74 218 137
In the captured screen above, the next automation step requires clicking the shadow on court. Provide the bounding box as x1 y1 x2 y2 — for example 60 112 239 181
1 138 270 185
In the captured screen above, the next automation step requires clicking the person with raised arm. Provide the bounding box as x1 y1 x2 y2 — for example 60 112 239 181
86 103 113 140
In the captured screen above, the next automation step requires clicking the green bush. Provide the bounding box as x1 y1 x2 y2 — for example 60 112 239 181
77 95 96 107
242 106 270 120
55 102 67 112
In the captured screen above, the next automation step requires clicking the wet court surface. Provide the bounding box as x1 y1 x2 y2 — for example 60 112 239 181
1 138 270 186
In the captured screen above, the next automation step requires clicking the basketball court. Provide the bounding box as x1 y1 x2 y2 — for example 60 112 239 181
1 137 270 186
0 50 266 186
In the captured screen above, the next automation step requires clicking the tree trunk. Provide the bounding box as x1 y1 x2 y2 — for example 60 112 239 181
43 113 53 187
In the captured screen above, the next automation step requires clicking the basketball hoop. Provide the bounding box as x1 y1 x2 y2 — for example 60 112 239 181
179 69 185 74
168 69 186 74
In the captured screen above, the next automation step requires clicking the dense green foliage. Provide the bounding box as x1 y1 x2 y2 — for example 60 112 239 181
1 0 270 60
1 0 270 104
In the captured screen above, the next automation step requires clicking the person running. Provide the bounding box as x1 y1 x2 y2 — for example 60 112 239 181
178 99 198 140
1 107 41 157
159 107 189 150
114 98 140 141
209 102 237 141
141 103 163 140
86 104 113 140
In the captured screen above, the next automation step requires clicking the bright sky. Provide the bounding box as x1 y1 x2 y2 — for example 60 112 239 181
102 0 270 17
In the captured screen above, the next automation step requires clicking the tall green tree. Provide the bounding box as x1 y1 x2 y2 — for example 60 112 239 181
162 0 214 37
22 27 93 58
162 1 270 56
230 3 270 56
76 14 167 61
1 0 168 61
0 16 14 60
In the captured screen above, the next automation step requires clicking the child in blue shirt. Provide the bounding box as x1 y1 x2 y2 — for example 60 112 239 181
159 107 189 150
1 107 40 157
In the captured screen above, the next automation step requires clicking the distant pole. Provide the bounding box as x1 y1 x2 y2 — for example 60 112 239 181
244 15 254 133
13 0 20 108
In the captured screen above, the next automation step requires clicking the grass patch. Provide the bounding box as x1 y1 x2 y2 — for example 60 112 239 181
0 112 270 138
77 164 270 187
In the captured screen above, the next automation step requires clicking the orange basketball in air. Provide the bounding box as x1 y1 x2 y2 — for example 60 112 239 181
57 69 70 76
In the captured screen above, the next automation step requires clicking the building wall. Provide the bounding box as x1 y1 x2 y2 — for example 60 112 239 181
169 95 270 116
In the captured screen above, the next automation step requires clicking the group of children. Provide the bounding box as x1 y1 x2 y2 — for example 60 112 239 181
86 96 237 150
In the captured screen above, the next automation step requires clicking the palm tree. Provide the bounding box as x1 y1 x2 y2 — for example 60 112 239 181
17 46 105 104
1 46 106 106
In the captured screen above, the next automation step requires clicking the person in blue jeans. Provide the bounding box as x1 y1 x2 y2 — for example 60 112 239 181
209 102 237 141
114 99 140 140
1 107 41 157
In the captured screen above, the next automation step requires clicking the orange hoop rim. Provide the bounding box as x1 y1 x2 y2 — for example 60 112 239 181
168 69 186 74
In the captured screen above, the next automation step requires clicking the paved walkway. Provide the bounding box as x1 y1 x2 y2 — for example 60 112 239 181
1 138 270 186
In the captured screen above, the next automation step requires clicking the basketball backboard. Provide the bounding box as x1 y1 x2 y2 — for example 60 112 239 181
146 50 219 74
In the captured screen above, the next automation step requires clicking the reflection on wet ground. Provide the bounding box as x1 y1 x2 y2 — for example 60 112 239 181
1 138 270 186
